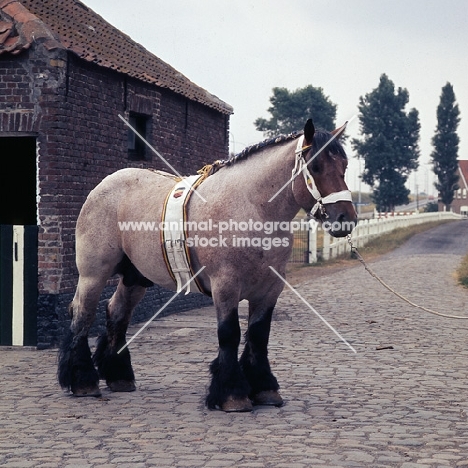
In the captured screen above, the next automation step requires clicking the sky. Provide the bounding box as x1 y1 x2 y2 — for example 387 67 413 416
82 0 468 194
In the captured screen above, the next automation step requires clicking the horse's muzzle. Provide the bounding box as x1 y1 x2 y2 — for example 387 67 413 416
322 202 358 238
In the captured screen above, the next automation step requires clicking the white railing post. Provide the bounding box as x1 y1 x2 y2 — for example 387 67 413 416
323 231 330 261
308 225 317 264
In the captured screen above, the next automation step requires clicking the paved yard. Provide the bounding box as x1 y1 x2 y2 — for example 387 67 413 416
1 221 468 467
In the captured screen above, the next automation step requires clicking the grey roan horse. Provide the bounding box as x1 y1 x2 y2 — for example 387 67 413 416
58 119 357 412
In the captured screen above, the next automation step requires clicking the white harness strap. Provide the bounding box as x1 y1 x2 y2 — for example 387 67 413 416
162 175 203 294
293 135 352 216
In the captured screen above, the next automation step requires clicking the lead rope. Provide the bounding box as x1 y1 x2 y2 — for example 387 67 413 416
346 235 468 319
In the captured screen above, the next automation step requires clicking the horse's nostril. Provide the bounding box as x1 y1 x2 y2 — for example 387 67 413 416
332 212 357 236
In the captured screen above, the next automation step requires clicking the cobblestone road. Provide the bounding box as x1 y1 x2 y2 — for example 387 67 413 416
1 221 468 468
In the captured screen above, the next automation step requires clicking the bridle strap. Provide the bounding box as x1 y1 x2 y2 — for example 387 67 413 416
293 135 352 217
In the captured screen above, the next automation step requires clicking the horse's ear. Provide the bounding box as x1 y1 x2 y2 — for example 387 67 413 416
303 119 315 145
331 121 348 139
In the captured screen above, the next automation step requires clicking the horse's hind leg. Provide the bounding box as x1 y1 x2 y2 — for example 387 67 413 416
239 299 283 407
58 274 110 397
93 276 147 392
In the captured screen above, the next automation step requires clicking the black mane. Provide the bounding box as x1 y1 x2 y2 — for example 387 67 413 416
232 132 301 163
201 129 347 177
229 129 347 165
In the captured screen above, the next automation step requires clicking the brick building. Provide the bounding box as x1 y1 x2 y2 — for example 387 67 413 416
0 0 232 348
445 160 468 216
436 160 468 215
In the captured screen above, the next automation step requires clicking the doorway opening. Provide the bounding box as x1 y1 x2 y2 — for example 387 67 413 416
0 137 37 225
0 136 38 346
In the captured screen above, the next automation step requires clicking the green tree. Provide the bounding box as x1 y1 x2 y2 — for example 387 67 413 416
431 82 460 211
254 85 337 136
352 74 420 212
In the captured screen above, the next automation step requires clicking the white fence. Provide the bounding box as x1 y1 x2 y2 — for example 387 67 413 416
307 211 463 263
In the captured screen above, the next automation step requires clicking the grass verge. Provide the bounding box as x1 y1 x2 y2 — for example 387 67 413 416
457 253 468 289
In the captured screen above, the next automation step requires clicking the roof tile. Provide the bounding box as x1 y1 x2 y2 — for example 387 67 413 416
0 0 232 114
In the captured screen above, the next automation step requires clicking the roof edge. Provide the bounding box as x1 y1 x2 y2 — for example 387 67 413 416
458 160 468 189
65 1 233 114
0 0 63 55
0 0 233 115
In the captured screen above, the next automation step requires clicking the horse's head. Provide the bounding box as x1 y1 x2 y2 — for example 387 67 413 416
293 119 357 237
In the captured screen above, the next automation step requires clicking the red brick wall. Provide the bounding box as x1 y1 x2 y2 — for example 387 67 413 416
1 45 230 296
0 49 64 133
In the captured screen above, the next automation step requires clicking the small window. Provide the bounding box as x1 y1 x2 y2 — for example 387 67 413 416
463 188 467 199
128 113 150 160
457 188 462 199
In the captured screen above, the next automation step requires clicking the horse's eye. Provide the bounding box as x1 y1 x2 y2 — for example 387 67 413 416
311 160 320 173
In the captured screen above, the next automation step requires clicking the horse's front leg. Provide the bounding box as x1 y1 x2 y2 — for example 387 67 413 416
206 285 252 412
239 299 283 407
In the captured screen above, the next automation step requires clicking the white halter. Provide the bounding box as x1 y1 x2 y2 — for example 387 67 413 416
293 135 353 217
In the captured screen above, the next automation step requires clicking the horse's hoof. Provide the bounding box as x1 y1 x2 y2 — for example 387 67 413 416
72 385 102 398
108 380 136 392
252 390 284 407
221 396 253 412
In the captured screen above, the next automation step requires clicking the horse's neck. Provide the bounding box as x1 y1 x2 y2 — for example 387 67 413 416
215 141 301 221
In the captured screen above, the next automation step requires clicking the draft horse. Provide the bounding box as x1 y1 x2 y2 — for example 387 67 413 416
58 119 357 411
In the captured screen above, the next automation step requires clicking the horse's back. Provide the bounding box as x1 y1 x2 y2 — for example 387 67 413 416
85 167 176 201
77 168 175 233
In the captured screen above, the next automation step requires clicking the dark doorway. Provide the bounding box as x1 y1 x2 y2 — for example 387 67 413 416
0 137 37 346
0 137 37 225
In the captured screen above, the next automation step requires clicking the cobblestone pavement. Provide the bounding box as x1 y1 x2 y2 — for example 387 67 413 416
1 221 468 468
